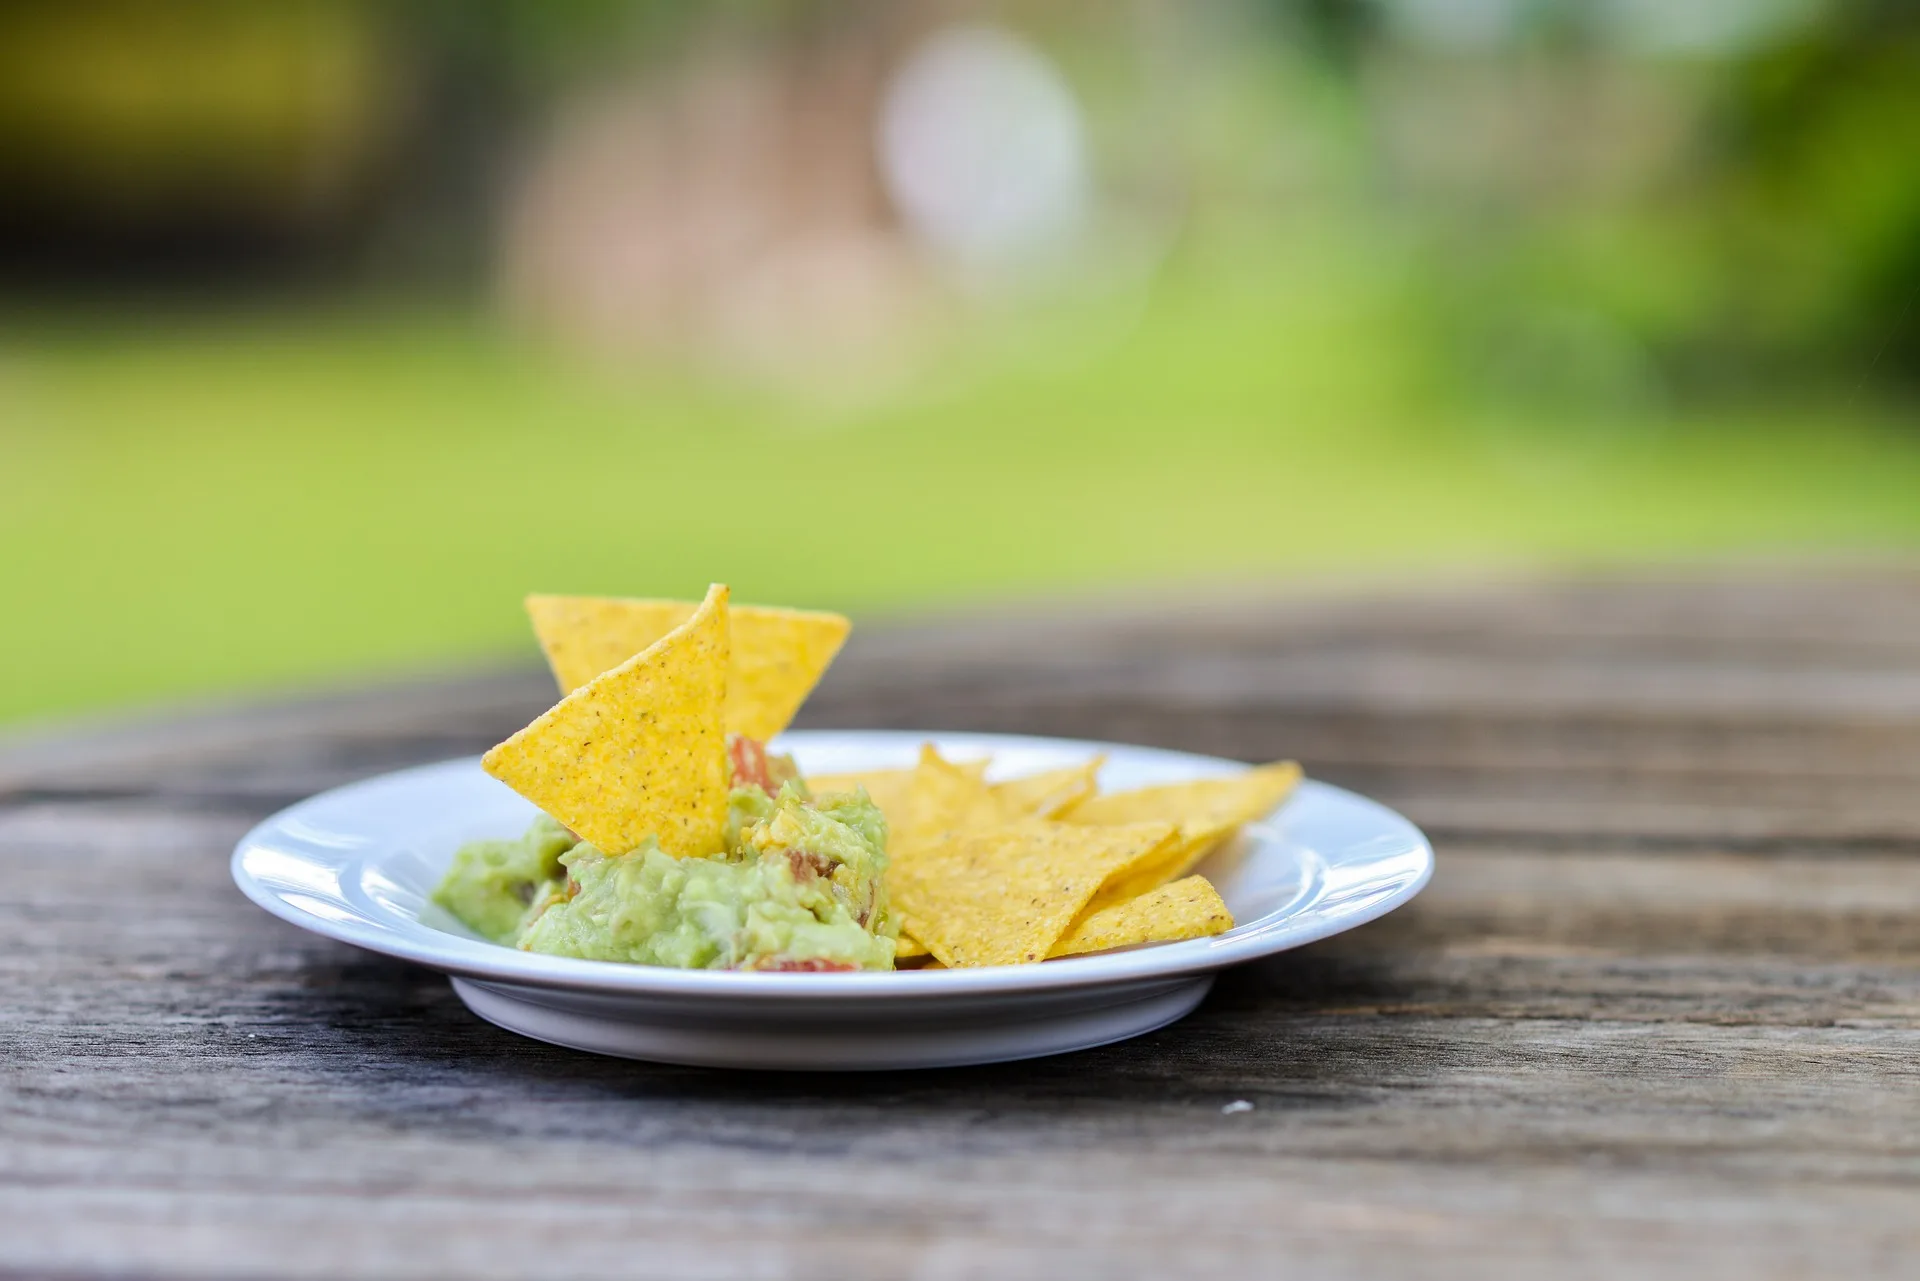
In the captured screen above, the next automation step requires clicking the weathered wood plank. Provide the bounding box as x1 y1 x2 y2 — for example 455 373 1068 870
4 568 1920 1279
10 568 1920 791
6 1006 1917 1280
3 1150 1912 1281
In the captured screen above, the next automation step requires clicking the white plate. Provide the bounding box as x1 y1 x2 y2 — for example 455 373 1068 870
232 730 1431 1070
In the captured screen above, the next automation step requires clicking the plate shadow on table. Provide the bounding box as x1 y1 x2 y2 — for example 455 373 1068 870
280 916 1449 1142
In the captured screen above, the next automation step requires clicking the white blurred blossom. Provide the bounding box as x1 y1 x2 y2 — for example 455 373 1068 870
879 25 1091 274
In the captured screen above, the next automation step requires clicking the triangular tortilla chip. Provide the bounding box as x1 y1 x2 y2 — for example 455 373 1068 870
483 584 730 857
526 594 849 741
812 752 982 962
982 758 1104 824
890 820 1176 967
820 755 1094 964
823 756 1096 838
1050 876 1234 958
893 746 990 864
1078 842 1188 917
1066 761 1302 833
839 753 1104 963
1067 761 1301 907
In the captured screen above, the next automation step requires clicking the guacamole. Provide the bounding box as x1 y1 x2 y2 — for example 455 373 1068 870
430 814 576 943
433 782 896 971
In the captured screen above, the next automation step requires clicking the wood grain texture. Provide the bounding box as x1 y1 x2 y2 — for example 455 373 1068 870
3 567 1918 1280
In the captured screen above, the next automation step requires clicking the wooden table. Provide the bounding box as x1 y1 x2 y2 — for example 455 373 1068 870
4 568 1917 1279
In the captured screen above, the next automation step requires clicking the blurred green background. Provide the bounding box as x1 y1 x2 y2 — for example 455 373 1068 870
3 0 1917 728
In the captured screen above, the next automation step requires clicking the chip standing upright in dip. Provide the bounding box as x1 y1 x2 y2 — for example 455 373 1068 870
437 585 899 971
434 583 1296 974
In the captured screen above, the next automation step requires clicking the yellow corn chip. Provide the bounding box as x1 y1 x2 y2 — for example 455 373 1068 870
897 746 990 855
890 820 1177 967
1092 823 1192 903
816 753 994 960
526 594 850 742
813 755 1099 838
1067 761 1301 832
483 584 730 857
981 758 1104 824
1069 761 1301 893
1049 876 1234 958
1082 842 1189 916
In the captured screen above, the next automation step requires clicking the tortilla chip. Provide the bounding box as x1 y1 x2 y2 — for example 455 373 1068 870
981 758 1104 824
897 746 990 856
814 753 990 959
812 755 1101 837
1080 842 1189 916
483 584 730 857
1070 761 1300 875
1067 761 1301 832
1050 876 1234 958
890 820 1177 967
526 594 850 741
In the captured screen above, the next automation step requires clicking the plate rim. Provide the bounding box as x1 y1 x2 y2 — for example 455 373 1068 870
231 729 1433 999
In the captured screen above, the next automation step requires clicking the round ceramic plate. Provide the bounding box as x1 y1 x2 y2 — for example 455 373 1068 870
232 730 1432 1070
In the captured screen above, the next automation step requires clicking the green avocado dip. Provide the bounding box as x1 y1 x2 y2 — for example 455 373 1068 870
432 781 896 972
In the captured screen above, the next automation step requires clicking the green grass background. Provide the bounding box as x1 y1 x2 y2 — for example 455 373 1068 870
4 286 1919 729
